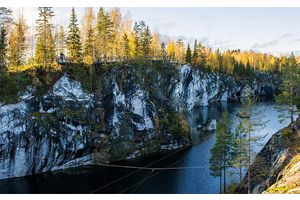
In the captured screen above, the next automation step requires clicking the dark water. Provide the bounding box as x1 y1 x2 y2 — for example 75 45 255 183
0 101 294 194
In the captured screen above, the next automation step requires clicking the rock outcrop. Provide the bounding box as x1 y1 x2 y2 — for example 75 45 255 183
235 118 300 194
0 64 279 180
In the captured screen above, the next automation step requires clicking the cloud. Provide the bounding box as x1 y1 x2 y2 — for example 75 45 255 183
157 21 176 29
252 34 292 49
292 38 300 43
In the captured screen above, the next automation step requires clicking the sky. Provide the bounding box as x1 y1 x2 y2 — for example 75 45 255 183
12 7 300 56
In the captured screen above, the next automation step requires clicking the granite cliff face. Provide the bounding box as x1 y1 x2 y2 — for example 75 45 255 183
0 64 279 179
235 118 300 194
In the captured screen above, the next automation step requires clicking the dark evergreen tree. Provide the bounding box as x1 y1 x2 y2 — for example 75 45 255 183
185 43 192 64
35 7 56 67
161 42 166 61
66 7 82 63
276 53 300 124
95 7 113 60
209 111 234 193
121 32 129 60
0 7 12 69
192 39 198 65
141 25 152 59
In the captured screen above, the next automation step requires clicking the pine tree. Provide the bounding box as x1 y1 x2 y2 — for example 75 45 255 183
185 43 192 64
95 7 113 61
0 7 12 69
7 13 28 67
209 111 234 194
35 7 56 67
55 25 66 55
236 97 267 194
121 32 129 60
133 21 146 58
141 25 152 59
161 42 166 61
192 39 198 65
175 39 185 63
276 53 300 124
232 121 247 183
66 7 82 63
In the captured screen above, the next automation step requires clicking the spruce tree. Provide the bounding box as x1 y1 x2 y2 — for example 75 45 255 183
276 52 300 124
0 7 12 69
66 7 82 63
192 39 198 65
185 43 192 64
96 7 113 61
121 32 129 60
161 42 166 61
35 7 56 67
133 21 146 58
55 26 66 55
141 25 152 59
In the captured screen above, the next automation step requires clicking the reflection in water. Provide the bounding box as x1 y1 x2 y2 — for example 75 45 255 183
0 101 295 194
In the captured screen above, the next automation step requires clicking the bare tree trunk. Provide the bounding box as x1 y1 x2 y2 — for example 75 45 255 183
239 163 242 183
247 121 251 194
223 168 226 193
291 86 294 124
219 173 222 194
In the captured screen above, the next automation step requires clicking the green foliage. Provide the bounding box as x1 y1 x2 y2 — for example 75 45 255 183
276 53 300 124
7 13 28 67
0 69 29 103
108 114 136 160
0 7 12 69
95 7 113 60
185 43 192 64
64 63 101 92
209 111 234 193
133 21 152 59
66 8 82 63
34 7 56 67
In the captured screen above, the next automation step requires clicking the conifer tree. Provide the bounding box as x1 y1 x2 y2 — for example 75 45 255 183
209 111 234 194
185 43 192 64
276 52 300 124
35 7 56 67
133 21 146 58
55 25 66 55
192 39 198 65
236 97 267 194
66 7 82 63
175 39 185 63
95 7 113 61
161 42 166 61
0 7 12 69
7 13 28 67
121 32 130 60
141 25 152 59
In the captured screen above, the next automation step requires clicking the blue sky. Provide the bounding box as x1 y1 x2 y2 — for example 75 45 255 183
13 7 300 55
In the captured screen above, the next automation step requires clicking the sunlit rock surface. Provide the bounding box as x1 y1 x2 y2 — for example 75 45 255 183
0 65 279 179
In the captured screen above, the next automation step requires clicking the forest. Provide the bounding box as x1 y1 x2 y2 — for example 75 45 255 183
0 7 298 75
0 7 300 194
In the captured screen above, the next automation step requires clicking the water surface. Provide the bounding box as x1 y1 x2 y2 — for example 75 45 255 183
0 101 294 194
